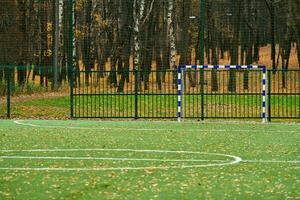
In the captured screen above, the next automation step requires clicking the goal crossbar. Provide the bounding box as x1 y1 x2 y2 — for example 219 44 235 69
177 65 267 123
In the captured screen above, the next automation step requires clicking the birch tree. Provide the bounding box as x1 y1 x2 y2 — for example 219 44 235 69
133 0 145 91
167 0 177 88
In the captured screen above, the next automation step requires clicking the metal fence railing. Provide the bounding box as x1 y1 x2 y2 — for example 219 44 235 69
268 70 300 120
70 69 300 121
71 70 178 119
1 66 299 120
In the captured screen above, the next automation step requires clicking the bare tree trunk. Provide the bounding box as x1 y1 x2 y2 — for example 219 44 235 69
288 0 300 68
156 47 162 90
133 0 145 91
154 2 163 90
229 0 242 92
60 0 68 84
298 43 300 68
94 0 107 80
270 2 276 72
40 0 52 87
264 0 276 72
117 1 133 93
82 1 93 86
17 0 27 87
209 2 218 91
253 2 260 63
167 0 177 88
243 0 255 90
281 29 292 88
142 16 155 91
211 46 219 92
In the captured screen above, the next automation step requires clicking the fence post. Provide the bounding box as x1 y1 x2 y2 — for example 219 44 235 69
68 0 75 118
200 68 205 120
6 67 11 118
52 0 60 91
268 70 271 122
134 69 138 119
70 68 74 118
199 0 205 121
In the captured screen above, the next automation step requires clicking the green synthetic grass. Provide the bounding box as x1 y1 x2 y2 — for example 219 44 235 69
0 96 70 119
0 120 299 199
1 94 298 119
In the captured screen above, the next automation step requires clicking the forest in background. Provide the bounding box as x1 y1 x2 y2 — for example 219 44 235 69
0 0 299 93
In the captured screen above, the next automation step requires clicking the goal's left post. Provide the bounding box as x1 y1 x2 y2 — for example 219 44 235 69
178 65 183 122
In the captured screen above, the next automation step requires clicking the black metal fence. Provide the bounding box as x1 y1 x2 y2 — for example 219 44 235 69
72 70 178 119
71 69 300 120
268 70 300 120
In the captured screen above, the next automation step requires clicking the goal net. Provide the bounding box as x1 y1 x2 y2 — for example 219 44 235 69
177 65 267 123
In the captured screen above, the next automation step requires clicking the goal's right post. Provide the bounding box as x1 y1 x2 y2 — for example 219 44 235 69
261 66 267 124
177 66 182 122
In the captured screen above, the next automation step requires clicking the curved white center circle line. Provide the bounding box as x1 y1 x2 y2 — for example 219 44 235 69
0 148 242 171
13 120 298 133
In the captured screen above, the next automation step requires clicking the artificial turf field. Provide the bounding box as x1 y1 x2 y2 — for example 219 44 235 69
0 120 299 199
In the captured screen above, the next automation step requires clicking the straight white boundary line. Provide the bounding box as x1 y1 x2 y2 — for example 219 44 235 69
0 166 224 171
242 160 300 164
0 148 231 154
0 156 227 163
6 119 300 126
1 156 299 164
0 148 241 171
13 120 300 133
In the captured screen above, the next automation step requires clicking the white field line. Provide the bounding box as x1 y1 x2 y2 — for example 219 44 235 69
1 155 299 164
291 167 300 169
0 165 228 171
12 118 300 126
0 149 300 171
1 159 300 172
0 148 242 171
13 120 300 133
0 156 227 163
126 119 300 126
1 149 299 171
0 148 230 154
13 120 168 131
242 160 300 164
0 148 236 157
0 160 241 171
16 119 300 126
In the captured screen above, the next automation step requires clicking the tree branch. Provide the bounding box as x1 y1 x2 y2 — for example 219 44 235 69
264 0 271 11
141 0 155 26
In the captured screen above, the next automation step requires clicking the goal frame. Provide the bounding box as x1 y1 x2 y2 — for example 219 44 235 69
177 65 267 123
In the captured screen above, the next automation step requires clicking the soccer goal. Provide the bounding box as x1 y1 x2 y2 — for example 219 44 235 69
177 65 267 123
